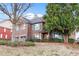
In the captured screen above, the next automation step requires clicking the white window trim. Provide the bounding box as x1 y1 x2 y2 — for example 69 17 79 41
5 34 8 39
34 24 41 30
0 34 3 38
16 26 19 31
4 28 6 32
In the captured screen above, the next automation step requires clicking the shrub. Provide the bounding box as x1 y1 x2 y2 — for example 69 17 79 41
0 40 9 45
6 41 12 46
10 41 35 47
27 39 34 42
23 41 35 46
7 41 19 47
0 40 6 45
0 40 35 47
41 39 49 42
68 38 75 43
29 39 41 42
49 38 64 43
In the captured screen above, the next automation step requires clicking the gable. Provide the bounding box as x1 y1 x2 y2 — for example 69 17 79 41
0 20 12 29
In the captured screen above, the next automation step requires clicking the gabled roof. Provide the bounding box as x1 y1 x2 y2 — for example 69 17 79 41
22 17 31 24
30 17 45 24
0 16 44 29
21 17 44 24
0 19 12 29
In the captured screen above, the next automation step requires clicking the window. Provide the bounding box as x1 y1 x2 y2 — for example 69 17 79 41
4 28 6 32
33 24 41 30
16 26 19 31
20 36 26 38
0 34 3 38
22 24 26 30
15 37 19 39
11 30 12 32
5 34 7 39
54 34 63 39
34 33 41 39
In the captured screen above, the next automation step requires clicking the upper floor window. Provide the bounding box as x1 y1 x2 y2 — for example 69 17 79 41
19 24 26 30
22 24 26 30
16 26 19 31
4 28 6 32
33 24 41 31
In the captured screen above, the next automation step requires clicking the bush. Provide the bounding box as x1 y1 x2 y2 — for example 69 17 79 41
68 38 75 43
6 41 12 46
49 38 64 43
9 41 19 47
29 39 41 42
10 41 35 47
0 40 9 45
0 40 35 47
41 39 49 42
24 41 35 46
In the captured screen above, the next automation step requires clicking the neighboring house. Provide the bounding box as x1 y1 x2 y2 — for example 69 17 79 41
0 20 12 39
0 26 12 39
0 20 12 29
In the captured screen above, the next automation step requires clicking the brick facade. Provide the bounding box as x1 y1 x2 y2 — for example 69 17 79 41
0 26 12 39
13 17 45 41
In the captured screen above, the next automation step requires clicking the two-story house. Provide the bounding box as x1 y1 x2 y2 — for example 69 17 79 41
13 16 47 41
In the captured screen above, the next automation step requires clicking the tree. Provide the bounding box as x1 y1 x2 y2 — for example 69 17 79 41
44 3 79 43
0 3 31 41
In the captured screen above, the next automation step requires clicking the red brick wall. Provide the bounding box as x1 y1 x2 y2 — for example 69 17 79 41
28 24 32 39
0 26 12 40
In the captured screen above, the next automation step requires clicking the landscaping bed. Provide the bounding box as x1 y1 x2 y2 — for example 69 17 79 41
0 40 35 47
40 38 75 44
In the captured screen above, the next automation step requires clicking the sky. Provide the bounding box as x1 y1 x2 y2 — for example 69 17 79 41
0 3 47 21
27 3 47 15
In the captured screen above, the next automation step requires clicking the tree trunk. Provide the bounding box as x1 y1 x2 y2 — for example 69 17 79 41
63 35 68 44
11 24 16 42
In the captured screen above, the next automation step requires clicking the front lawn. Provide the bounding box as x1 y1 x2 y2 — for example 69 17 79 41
0 43 79 56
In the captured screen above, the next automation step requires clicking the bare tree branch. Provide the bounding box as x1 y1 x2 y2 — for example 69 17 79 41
0 4 11 18
0 3 31 24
